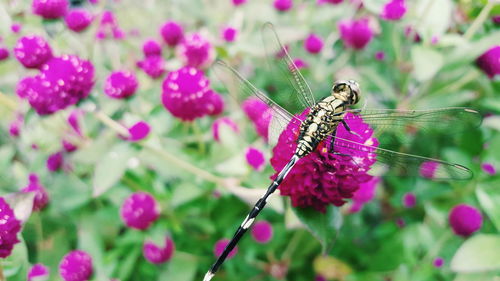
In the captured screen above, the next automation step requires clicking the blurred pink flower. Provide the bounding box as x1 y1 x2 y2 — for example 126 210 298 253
251 221 273 243
232 0 247 5
433 257 444 268
449 204 482 237
127 121 151 142
214 239 238 259
142 39 162 57
32 0 68 19
402 192 416 208
375 51 385 60
338 18 374 50
0 47 9 61
59 250 93 281
419 161 439 179
304 33 324 54
68 110 83 136
104 71 139 99
221 26 238 42
21 173 49 211
8 113 23 137
241 97 272 140
178 33 214 68
27 263 50 281
120 192 160 230
62 139 78 152
205 91 225 116
137 56 166 79
349 176 380 213
47 151 63 172
246 147 266 171
160 21 184 47
317 0 342 4
0 197 21 258
380 0 406 21
64 9 93 32
293 58 308 69
404 26 421 42
11 23 22 34
481 163 496 175
493 15 500 25
476 46 500 79
14 35 53 69
143 237 175 264
212 117 239 142
274 0 293 11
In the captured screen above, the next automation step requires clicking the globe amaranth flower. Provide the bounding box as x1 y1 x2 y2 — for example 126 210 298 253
143 237 175 264
160 21 184 47
28 263 50 281
317 0 343 4
232 0 247 6
433 257 444 268
404 26 421 42
212 117 239 142
493 15 500 25
380 0 406 21
120 192 160 230
64 9 93 32
419 161 439 179
246 147 266 171
449 204 482 237
293 58 308 69
137 56 165 79
476 46 500 79
241 97 272 141
59 250 93 281
68 109 83 136
0 197 22 258
0 47 9 61
9 113 23 137
375 51 385 60
142 39 162 57
21 173 49 211
32 0 68 19
274 0 293 11
481 163 496 175
221 26 238 42
11 23 22 33
127 121 151 142
47 151 63 172
338 18 374 50
178 33 215 69
161 66 217 121
14 35 53 69
349 176 380 213
205 91 224 116
402 192 416 208
96 11 123 40
214 239 237 259
104 71 138 99
304 33 323 54
270 111 378 212
62 139 78 152
251 221 273 243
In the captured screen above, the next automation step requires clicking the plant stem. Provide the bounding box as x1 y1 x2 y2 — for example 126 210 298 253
464 1 495 41
92 110 131 138
192 121 206 155
0 91 17 111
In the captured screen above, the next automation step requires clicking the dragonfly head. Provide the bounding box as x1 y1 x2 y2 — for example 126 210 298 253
331 80 360 105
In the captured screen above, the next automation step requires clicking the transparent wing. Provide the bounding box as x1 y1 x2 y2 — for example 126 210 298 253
261 22 316 113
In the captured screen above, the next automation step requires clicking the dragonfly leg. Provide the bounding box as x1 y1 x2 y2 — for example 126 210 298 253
341 120 361 138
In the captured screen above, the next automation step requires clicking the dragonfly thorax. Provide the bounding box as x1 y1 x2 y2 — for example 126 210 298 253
331 80 360 106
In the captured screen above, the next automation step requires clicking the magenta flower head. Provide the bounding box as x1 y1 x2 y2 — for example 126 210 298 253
338 18 374 50
32 0 69 19
241 97 272 140
212 117 239 142
47 151 63 172
160 21 184 47
161 66 214 121
14 35 53 69
349 176 380 213
0 47 9 61
402 192 416 208
127 121 151 142
246 147 266 171
221 26 238 42
449 204 483 237
274 0 293 11
317 0 343 4
205 91 225 116
419 161 439 179
64 9 93 32
104 71 138 99
214 239 237 259
375 51 385 60
11 23 22 34
68 110 83 136
481 163 496 175
142 39 162 57
251 221 273 243
293 58 308 69
0 197 22 258
28 263 50 281
9 114 23 137
404 26 421 42
143 237 175 264
137 56 165 79
59 250 93 281
232 0 247 6
476 46 500 79
21 173 49 211
270 111 378 212
304 33 324 54
433 257 444 268
178 33 215 69
380 0 407 21
120 192 160 230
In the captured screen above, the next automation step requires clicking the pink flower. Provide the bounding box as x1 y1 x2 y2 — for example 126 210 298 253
104 71 139 99
304 33 323 54
14 35 53 69
59 250 93 281
293 58 308 69
161 66 214 121
402 192 416 208
64 9 93 32
433 257 444 268
62 140 78 152
120 192 160 230
212 117 239 142
349 176 380 213
274 0 293 11
27 263 50 281
221 26 238 42
246 147 266 171
241 97 272 140
137 56 165 79
47 151 63 172
32 0 69 19
11 23 22 34
317 0 343 4
214 239 237 259
251 221 273 243
0 197 21 258
143 237 175 264
68 110 83 136
95 11 123 40
380 0 407 21
178 33 214 68
449 204 482 237
270 111 378 212
419 161 439 179
127 121 151 142
21 173 49 211
404 26 421 42
142 39 162 57
338 18 374 50
8 114 23 137
476 46 500 79
232 0 247 6
481 163 496 175
0 47 9 61
493 15 500 25
375 51 385 60
160 21 184 47
205 91 225 116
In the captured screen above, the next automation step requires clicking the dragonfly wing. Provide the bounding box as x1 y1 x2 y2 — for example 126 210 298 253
261 22 316 111
268 108 293 147
330 135 473 180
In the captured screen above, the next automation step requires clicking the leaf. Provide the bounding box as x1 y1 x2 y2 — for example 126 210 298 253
158 252 198 281
415 0 452 39
476 186 500 232
4 192 35 224
451 234 500 273
293 205 342 252
411 45 444 82
1 237 29 280
116 246 141 281
93 142 134 197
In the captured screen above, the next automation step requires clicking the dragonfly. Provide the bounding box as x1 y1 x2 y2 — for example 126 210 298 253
204 23 482 281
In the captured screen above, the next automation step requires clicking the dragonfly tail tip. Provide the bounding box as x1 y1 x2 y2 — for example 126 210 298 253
203 271 215 281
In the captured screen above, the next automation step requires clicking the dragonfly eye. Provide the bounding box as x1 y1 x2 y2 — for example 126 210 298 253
332 80 360 105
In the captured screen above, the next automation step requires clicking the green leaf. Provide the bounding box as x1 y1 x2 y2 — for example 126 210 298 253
116 246 141 281
451 234 500 273
476 186 500 231
93 142 134 197
293 205 342 252
411 45 444 82
415 0 452 39
158 252 198 281
1 237 29 281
